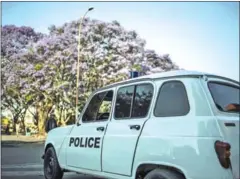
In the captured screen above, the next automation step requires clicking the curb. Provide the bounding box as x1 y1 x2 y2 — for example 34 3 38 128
2 140 45 145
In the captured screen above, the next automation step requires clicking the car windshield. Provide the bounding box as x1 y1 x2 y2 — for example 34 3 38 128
208 81 240 113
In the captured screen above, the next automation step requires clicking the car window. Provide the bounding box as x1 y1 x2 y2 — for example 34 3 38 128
132 84 154 118
154 81 190 117
98 100 111 114
115 86 134 119
82 90 113 122
115 83 153 119
208 81 240 113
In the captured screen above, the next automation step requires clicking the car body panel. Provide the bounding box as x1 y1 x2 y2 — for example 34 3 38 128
65 121 108 171
216 116 239 179
131 78 233 179
200 76 240 179
44 125 74 168
101 80 156 176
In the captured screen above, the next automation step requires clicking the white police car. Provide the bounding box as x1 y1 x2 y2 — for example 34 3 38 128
42 70 239 179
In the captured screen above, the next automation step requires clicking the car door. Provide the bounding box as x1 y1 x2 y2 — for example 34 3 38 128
102 81 155 176
66 88 115 171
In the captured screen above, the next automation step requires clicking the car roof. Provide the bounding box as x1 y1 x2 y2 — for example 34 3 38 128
128 70 211 80
97 70 239 92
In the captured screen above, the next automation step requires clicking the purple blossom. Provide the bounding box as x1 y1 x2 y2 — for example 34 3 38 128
1 18 179 118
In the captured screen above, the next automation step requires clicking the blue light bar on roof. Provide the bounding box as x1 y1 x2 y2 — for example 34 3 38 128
129 71 139 78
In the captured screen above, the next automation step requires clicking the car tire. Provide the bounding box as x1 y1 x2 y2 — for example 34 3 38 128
44 147 63 179
144 168 184 179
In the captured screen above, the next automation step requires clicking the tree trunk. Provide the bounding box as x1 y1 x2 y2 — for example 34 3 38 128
36 102 53 135
21 108 28 133
37 107 45 135
13 114 20 133
21 120 26 134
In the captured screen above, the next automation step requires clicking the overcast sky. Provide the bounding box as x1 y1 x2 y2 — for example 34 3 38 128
2 2 239 81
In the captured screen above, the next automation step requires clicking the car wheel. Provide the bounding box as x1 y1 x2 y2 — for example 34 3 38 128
144 168 184 179
44 147 63 179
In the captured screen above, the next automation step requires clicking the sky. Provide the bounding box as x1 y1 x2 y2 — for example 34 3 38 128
2 2 239 81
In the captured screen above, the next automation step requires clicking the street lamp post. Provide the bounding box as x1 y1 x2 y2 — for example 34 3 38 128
75 7 94 123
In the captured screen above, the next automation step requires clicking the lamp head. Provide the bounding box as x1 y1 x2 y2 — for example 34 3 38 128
88 7 94 11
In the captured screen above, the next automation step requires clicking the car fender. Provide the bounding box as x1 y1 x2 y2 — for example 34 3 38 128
133 160 188 179
44 125 74 159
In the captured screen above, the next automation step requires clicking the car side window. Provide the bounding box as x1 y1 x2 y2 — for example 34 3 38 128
115 86 134 119
82 90 114 122
154 81 190 117
115 83 153 119
132 84 154 118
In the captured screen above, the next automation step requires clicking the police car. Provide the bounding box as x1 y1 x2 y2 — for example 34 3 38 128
42 70 239 179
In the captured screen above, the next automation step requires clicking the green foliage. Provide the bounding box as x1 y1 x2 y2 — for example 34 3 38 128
98 101 111 113
34 63 43 71
1 116 11 125
132 64 143 71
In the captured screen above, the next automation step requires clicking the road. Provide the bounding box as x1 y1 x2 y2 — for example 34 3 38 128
1 142 99 179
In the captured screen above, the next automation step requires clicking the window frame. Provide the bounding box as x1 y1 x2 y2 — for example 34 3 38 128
131 83 155 119
153 80 190 117
114 82 154 120
81 89 114 123
207 80 240 114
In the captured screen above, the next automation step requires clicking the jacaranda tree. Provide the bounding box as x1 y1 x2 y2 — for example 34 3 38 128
1 18 179 134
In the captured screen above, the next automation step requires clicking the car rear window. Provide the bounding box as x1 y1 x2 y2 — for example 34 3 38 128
154 81 190 117
208 81 240 113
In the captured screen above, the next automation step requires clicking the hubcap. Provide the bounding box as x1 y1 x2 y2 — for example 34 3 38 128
45 155 54 177
49 157 54 166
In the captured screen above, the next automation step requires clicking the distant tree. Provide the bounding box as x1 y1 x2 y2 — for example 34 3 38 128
1 25 44 58
1 25 44 132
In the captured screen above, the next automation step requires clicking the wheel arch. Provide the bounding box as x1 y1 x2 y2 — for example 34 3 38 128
134 162 187 179
45 142 55 153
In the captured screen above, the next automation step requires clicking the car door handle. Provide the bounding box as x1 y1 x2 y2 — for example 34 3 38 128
96 127 105 132
129 125 141 131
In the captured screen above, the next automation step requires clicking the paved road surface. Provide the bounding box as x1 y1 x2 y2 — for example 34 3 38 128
1 142 99 179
